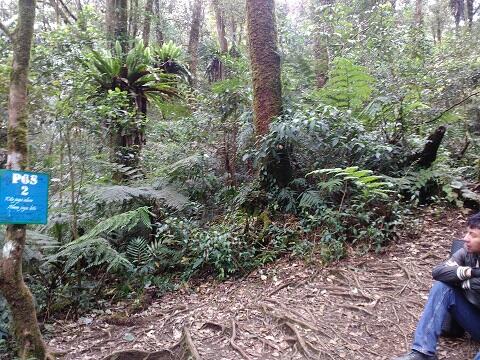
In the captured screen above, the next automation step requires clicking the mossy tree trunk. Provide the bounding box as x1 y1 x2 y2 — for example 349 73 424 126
246 0 292 187
106 0 145 182
154 0 165 45
0 1 53 359
106 0 128 51
111 92 147 182
128 0 139 39
188 0 204 85
142 0 154 46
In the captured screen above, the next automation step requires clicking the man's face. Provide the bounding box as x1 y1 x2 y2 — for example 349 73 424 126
464 227 480 253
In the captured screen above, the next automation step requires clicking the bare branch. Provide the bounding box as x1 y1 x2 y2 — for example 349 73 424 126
0 21 13 40
473 3 480 15
424 91 480 125
47 0 71 24
57 0 77 21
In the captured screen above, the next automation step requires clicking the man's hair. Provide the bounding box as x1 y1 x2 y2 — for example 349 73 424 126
467 212 480 229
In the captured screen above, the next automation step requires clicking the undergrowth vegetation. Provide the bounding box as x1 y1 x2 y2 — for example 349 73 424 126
0 0 479 353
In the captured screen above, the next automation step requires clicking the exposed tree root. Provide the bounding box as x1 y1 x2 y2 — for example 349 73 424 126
260 302 320 332
199 321 225 333
229 319 251 360
101 327 201 360
337 303 374 316
284 322 315 359
180 326 202 360
101 349 176 360
267 280 295 297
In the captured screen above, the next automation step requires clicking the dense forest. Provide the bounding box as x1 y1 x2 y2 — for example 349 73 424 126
0 0 479 358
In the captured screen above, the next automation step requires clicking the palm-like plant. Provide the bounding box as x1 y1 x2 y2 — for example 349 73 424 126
153 40 191 84
81 41 183 180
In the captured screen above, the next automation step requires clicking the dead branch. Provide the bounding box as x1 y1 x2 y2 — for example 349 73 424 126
456 138 470 160
395 262 412 281
424 91 480 124
327 290 373 300
56 0 77 21
229 319 251 360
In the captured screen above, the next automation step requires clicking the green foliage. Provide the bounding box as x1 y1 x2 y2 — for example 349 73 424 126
167 154 220 202
46 207 153 272
3 0 479 329
391 162 474 207
315 57 374 111
308 166 393 199
127 237 152 266
155 40 182 62
81 41 179 106
153 40 191 83
90 184 189 211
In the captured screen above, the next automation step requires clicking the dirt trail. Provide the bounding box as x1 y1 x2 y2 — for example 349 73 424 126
49 209 479 359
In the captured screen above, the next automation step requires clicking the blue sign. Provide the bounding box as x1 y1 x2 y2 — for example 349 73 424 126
0 170 49 224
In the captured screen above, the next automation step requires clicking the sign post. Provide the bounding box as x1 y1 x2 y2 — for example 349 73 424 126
0 170 49 224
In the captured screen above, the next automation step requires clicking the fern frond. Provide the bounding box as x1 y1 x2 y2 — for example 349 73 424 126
126 237 152 266
299 191 323 209
309 166 392 198
91 185 189 210
316 57 374 111
46 237 132 272
87 206 153 238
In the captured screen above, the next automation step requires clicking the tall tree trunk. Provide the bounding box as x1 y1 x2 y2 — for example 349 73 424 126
142 0 154 46
436 17 442 43
313 0 333 88
450 0 464 29
246 0 292 187
212 0 228 53
0 1 53 359
111 93 147 182
415 0 423 26
246 0 282 136
188 0 203 84
154 0 164 45
230 16 237 47
129 0 139 39
106 0 128 51
466 0 474 28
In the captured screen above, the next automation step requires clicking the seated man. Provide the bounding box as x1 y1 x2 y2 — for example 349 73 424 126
394 213 480 360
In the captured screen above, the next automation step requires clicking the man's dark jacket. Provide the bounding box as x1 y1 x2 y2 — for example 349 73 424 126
432 244 480 309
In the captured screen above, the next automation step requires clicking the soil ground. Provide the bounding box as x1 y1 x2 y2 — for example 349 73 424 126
47 209 479 359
